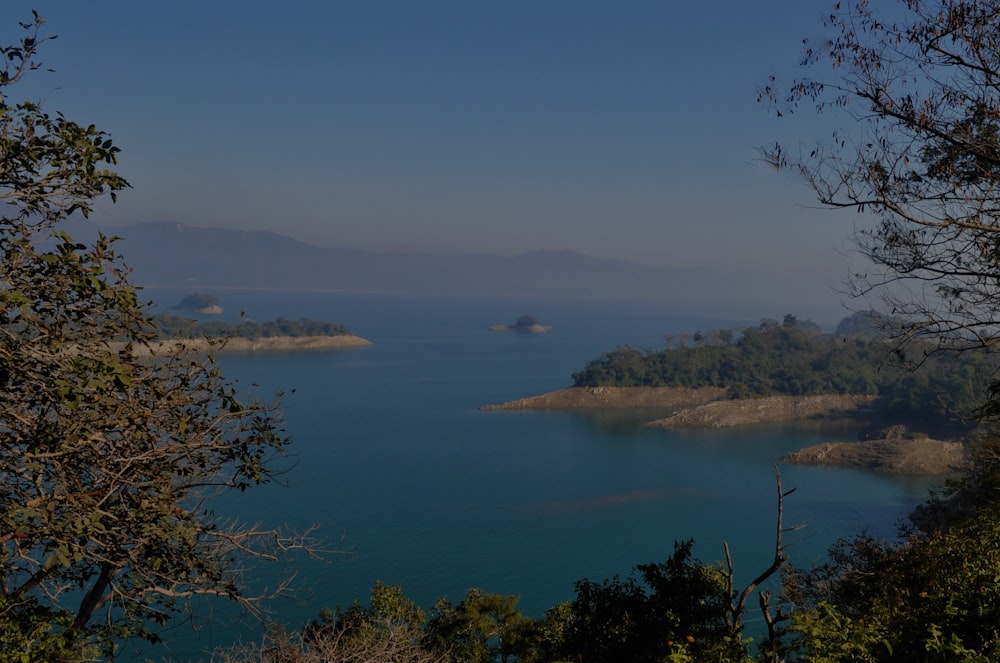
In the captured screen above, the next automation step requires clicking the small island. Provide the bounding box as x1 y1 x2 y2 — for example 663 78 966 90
489 314 552 334
171 293 223 315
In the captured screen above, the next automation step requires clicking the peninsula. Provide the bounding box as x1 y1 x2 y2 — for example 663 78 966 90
482 313 990 474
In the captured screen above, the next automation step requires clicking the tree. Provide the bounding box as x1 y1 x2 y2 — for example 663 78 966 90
426 589 535 663
760 5 1000 658
782 513 1000 662
557 540 753 663
761 0 1000 377
0 15 310 659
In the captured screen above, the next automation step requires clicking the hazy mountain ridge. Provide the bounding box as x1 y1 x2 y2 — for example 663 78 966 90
64 219 843 319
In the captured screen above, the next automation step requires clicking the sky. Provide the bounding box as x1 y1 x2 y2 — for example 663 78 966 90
5 1 860 292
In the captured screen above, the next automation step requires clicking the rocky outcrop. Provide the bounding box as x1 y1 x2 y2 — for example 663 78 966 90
783 437 968 474
171 293 223 315
482 387 964 474
644 394 876 428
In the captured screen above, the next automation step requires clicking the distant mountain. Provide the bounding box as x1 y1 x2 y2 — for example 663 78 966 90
62 219 844 320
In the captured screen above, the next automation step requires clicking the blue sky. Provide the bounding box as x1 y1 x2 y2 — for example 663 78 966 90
7 1 855 287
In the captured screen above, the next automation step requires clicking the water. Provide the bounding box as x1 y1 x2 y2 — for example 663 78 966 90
138 290 939 659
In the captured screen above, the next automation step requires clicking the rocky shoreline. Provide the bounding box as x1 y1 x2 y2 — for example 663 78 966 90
480 385 726 411
644 394 877 428
114 334 372 356
482 386 966 474
783 436 967 474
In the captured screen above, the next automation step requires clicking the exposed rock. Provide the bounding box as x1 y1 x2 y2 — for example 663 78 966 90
644 394 876 428
481 386 726 411
482 387 962 475
783 436 968 474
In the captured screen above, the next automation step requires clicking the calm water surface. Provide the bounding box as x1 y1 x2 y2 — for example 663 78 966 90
141 291 939 659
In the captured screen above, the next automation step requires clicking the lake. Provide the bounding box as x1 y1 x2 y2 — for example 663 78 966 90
140 290 940 660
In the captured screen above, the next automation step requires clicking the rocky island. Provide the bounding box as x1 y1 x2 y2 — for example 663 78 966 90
490 314 551 334
171 293 223 315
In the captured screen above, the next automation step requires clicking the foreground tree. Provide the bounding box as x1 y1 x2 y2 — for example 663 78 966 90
783 510 1000 661
761 0 1000 374
761 2 1000 659
0 15 307 659
427 589 535 663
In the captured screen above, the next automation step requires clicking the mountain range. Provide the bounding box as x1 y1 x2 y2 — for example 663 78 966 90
63 219 846 321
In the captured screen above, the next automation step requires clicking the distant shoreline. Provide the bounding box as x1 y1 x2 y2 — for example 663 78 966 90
112 334 372 356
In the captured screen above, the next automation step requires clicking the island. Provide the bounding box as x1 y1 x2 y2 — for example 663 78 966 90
489 314 551 334
117 314 373 356
482 313 990 474
171 293 223 315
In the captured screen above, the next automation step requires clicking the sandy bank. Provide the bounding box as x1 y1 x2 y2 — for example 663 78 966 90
644 394 877 429
480 386 727 411
114 335 372 356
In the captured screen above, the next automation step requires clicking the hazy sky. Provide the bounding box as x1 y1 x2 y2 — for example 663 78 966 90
8 1 858 285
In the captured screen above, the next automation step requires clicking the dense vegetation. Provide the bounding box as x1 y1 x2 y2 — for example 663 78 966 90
572 313 997 427
151 313 353 340
218 544 761 663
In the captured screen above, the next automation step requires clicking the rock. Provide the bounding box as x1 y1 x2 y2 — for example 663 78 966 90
644 394 876 428
783 437 968 474
171 293 223 315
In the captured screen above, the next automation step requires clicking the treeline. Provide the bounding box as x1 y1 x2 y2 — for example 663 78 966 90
571 314 997 423
150 314 353 340
219 542 759 662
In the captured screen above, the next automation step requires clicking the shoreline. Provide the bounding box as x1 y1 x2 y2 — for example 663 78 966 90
113 334 373 356
643 394 877 428
782 437 967 475
482 386 965 475
480 385 727 411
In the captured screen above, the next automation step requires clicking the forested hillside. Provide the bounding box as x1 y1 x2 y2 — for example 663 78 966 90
571 314 997 425
151 313 353 340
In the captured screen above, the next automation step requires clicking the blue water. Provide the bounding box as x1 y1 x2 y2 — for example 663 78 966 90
140 290 939 659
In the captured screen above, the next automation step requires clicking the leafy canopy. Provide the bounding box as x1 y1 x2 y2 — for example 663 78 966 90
0 14 309 660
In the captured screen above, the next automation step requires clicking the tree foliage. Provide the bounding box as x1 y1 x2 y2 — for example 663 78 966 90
0 15 307 659
783 510 1000 662
572 316 995 429
558 540 749 663
151 313 353 340
761 0 1000 373
758 2 1000 659
427 589 535 663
